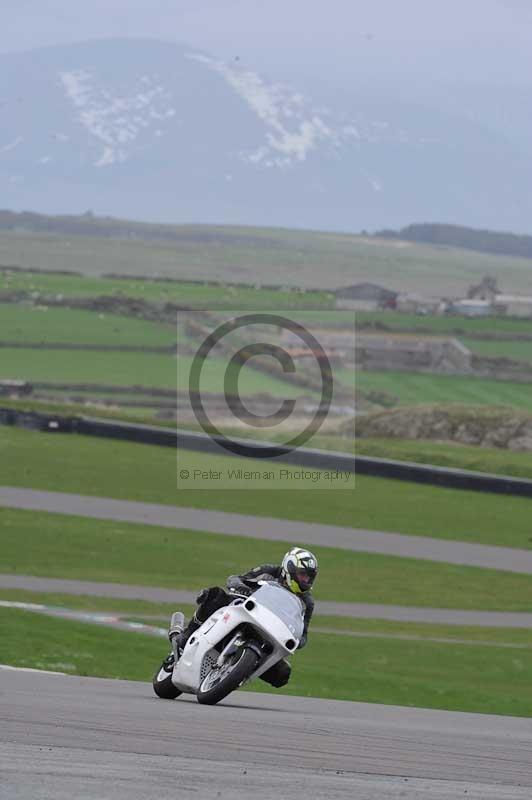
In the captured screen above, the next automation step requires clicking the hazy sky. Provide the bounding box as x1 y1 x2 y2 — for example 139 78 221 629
3 0 532 87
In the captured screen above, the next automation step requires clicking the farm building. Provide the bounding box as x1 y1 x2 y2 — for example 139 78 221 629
462 278 532 317
395 294 444 314
334 283 397 311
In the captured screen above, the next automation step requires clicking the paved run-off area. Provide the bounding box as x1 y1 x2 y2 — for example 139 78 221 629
2 668 532 800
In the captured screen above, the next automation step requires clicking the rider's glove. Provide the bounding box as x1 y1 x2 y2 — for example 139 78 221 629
232 585 252 597
227 581 252 597
227 575 250 594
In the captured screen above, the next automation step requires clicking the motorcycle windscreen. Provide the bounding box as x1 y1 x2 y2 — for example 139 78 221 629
251 583 305 639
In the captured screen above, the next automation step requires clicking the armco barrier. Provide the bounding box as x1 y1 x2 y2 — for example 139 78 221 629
3 407 532 498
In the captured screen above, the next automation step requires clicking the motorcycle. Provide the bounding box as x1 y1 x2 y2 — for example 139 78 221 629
152 581 304 705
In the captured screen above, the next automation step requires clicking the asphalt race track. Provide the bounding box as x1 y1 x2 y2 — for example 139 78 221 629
3 487 532 799
2 668 532 800
3 486 532 574
5 573 532 627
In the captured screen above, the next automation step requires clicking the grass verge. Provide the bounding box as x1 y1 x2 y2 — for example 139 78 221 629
3 606 532 716
352 437 532 479
0 588 193 617
2 588 532 647
3 508 532 611
4 398 532 480
2 426 532 550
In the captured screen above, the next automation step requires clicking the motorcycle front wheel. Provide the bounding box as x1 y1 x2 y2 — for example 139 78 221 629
196 647 259 705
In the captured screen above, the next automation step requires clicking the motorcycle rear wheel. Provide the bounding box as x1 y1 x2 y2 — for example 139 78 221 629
197 647 259 705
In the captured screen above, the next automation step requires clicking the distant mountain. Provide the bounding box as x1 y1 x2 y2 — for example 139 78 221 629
375 223 532 260
1 39 531 233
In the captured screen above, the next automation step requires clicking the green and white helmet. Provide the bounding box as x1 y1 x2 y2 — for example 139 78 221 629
281 547 318 595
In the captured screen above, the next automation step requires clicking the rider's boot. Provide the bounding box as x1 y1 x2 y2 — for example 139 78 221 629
168 611 185 660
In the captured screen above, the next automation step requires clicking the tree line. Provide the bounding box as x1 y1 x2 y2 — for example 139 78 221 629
374 223 532 260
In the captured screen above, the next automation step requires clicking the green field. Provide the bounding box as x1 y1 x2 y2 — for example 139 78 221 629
0 348 308 396
346 369 532 411
0 348 176 388
356 310 532 335
3 426 532 550
0 304 177 346
3 605 532 714
2 227 532 295
1 269 333 308
3 507 532 611
463 337 532 363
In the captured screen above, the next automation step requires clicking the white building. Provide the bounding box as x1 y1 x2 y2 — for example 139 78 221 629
493 295 532 319
450 299 493 317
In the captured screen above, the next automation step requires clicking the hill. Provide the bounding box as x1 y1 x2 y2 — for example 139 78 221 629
376 223 532 260
2 215 532 294
1 38 532 233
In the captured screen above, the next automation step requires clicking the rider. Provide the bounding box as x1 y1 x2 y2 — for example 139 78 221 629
170 547 318 688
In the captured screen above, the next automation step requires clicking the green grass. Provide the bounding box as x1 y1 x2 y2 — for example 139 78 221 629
4 587 532 647
356 310 532 336
0 348 306 396
0 588 194 618
348 369 532 411
0 304 177 346
3 507 532 611
463 337 532 363
299 631 532 714
354 437 532 478
313 616 532 645
0 397 172 425
308 431 532 480
3 425 532 550
1 268 332 308
0 606 164 680
0 348 176 389
5 397 532 481
3 606 532 714
2 227 532 295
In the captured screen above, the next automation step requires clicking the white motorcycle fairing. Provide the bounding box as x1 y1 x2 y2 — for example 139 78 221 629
171 583 305 694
